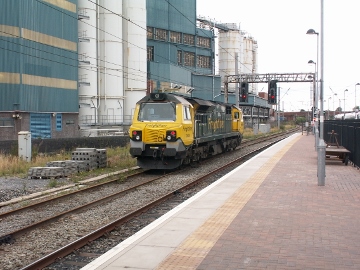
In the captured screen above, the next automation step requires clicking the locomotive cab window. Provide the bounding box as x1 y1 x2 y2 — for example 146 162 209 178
138 102 176 121
183 106 191 120
234 112 239 119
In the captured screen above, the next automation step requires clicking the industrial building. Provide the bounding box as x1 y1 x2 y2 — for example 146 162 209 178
146 0 219 100
0 0 79 140
0 0 268 141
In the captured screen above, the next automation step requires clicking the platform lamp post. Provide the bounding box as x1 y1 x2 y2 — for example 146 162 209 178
355 83 360 109
317 0 326 186
307 29 319 149
308 60 318 149
333 93 337 116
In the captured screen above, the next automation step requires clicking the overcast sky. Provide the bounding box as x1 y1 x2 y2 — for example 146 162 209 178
197 0 360 112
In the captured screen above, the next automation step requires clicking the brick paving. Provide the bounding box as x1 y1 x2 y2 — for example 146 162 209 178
197 134 360 270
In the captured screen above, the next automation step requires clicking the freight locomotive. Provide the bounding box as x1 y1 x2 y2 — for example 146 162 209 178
129 92 244 170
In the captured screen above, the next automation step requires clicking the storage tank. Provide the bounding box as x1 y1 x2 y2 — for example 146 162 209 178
78 0 147 130
243 36 258 94
218 23 242 93
98 0 124 125
123 0 147 121
218 24 259 95
78 0 98 125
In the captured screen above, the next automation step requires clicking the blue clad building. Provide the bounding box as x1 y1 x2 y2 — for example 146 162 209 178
146 0 222 100
0 0 79 140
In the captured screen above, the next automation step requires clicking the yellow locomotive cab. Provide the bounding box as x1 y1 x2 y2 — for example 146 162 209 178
231 105 244 134
129 93 194 169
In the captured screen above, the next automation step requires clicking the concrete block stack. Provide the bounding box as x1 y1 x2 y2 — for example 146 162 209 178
71 148 99 170
46 160 80 176
27 148 108 180
28 166 64 179
96 148 107 168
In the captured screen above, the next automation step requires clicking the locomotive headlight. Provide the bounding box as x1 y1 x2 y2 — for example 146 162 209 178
166 130 176 141
132 130 142 141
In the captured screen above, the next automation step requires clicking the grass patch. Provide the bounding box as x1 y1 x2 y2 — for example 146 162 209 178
0 152 69 177
0 125 296 180
243 123 296 140
0 144 137 181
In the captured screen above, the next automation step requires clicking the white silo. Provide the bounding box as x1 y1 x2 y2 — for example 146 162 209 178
243 37 253 77
123 0 147 122
252 40 258 93
78 0 147 133
78 0 98 126
98 0 124 125
218 23 242 93
243 35 258 94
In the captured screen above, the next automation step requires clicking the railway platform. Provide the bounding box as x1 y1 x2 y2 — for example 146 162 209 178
81 132 360 270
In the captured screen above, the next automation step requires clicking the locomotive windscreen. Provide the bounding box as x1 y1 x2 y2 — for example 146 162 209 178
138 102 176 121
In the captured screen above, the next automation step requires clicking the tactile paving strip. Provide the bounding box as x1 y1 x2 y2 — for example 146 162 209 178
156 136 301 269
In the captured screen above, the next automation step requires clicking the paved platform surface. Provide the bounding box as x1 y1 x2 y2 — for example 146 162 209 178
82 133 360 270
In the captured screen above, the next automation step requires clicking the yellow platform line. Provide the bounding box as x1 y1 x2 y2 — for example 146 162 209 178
157 136 301 270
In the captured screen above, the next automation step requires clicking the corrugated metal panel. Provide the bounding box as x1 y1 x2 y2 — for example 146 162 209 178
22 0 78 42
148 61 170 82
148 62 192 91
169 65 191 84
0 85 21 111
147 0 196 34
22 86 78 112
0 0 78 113
147 0 169 30
197 28 212 38
30 113 51 139
168 0 196 33
22 40 78 80
192 74 221 101
0 1 20 26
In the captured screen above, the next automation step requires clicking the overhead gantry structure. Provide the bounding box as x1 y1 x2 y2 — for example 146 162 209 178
224 72 316 103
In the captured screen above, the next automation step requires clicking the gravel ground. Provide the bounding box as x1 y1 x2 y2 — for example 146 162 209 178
0 176 74 203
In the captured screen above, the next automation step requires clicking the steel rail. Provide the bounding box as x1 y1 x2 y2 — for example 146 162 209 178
20 129 298 270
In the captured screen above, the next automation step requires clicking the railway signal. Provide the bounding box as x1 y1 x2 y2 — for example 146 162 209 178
268 80 277 104
240 82 249 102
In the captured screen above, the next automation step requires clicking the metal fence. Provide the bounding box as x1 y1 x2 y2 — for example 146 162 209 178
324 120 360 168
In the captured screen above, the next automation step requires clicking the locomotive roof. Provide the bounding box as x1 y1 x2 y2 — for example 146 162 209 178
136 92 192 105
137 92 241 112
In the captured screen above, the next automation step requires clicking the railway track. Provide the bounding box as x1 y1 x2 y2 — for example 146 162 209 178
0 171 174 243
0 128 299 270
